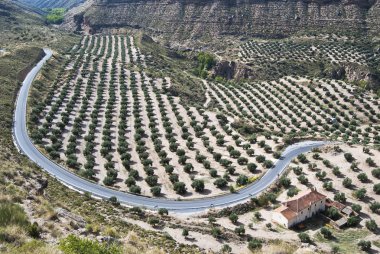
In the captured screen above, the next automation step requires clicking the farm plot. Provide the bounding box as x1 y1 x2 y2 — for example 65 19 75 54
239 40 376 66
29 35 279 199
204 76 379 145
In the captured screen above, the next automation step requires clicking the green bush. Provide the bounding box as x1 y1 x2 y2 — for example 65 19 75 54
59 234 122 254
365 219 377 232
248 238 262 250
320 227 332 239
194 52 216 78
298 232 311 243
357 240 371 251
46 8 66 24
0 202 29 227
28 222 41 238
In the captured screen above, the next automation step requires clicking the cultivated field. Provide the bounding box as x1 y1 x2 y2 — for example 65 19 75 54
205 77 379 144
29 35 280 199
28 35 379 200
239 40 377 66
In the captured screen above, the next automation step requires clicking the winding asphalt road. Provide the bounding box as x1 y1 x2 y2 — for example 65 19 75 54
13 48 328 213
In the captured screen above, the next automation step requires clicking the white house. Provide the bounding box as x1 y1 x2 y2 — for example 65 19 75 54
272 188 326 228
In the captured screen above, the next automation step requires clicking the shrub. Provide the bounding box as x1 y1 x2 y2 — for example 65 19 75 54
129 206 143 215
148 217 160 227
369 202 380 213
342 177 352 188
145 175 158 186
125 177 136 187
210 169 218 177
248 238 262 251
182 228 189 237
174 182 187 194
357 240 371 251
254 212 261 220
297 154 308 163
229 213 238 224
344 153 354 162
351 204 362 213
353 188 366 200
365 219 378 232
236 174 248 186
357 173 369 183
293 166 303 175
287 188 299 197
263 160 273 168
108 196 120 206
372 168 380 179
191 179 205 192
234 225 245 236
151 186 161 196
247 163 257 173
46 8 66 24
129 185 141 194
221 244 232 253
320 227 332 239
279 177 291 188
373 183 380 194
323 181 333 191
0 202 29 227
59 234 121 254
28 222 41 238
334 192 346 203
298 232 311 243
326 207 341 220
214 178 228 188
366 157 376 167
347 216 360 227
211 227 221 238
103 176 115 186
158 208 168 216
298 174 308 185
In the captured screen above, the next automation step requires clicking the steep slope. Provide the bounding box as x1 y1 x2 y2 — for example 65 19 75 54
81 0 379 39
17 0 85 9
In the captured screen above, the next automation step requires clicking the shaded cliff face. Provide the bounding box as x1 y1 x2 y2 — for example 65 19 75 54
82 0 379 39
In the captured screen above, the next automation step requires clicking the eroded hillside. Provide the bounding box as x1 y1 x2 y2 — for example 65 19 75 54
78 0 380 40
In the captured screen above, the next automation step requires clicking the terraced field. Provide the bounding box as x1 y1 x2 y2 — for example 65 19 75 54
239 40 377 66
204 77 379 145
29 35 379 200
29 35 279 199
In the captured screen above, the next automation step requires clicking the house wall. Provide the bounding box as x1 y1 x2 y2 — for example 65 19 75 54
290 198 326 227
273 197 327 228
272 212 290 228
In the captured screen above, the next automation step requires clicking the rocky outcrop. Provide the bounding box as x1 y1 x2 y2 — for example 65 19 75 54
81 0 379 39
212 60 254 80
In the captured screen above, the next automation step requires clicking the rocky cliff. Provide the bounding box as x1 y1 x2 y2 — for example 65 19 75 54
80 0 379 39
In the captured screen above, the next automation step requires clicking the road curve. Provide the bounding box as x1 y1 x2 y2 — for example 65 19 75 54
14 48 328 213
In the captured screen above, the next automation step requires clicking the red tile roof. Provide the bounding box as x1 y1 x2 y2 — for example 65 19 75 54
276 189 326 220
